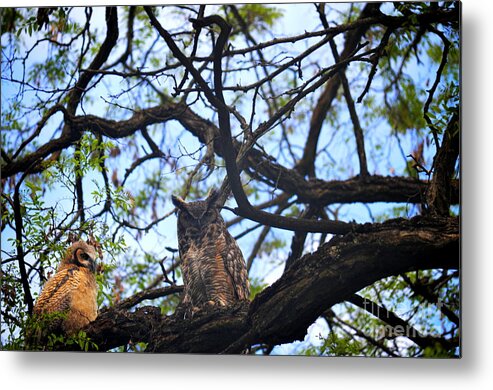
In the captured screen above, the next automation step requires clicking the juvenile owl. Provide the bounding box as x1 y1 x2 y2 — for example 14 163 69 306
172 189 250 315
33 240 99 337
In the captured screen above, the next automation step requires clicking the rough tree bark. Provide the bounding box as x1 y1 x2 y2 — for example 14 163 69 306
84 215 458 353
2 4 459 355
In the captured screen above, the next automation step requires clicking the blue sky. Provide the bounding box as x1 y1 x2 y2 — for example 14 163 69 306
1 2 457 354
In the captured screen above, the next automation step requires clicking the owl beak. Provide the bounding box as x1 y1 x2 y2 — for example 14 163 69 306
88 259 97 273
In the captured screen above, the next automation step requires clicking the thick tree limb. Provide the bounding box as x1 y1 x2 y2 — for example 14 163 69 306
4 7 119 177
68 7 118 229
84 216 458 353
346 294 458 351
297 2 380 177
66 7 119 113
3 4 460 357
145 11 354 234
427 112 460 215
2 102 459 207
245 216 458 348
171 106 461 206
2 4 459 179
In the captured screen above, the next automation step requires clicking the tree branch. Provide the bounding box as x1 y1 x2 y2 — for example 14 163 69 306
84 216 458 353
426 112 459 215
346 294 457 351
144 10 355 234
111 285 183 311
13 171 35 314
67 6 119 113
328 36 369 177
423 26 451 149
400 273 459 326
3 100 459 209
297 2 381 177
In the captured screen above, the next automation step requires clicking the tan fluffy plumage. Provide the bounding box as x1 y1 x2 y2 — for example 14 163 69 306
33 240 99 335
172 190 250 316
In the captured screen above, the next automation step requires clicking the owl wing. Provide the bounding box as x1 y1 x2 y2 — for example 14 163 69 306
181 243 210 305
222 231 250 301
33 267 81 317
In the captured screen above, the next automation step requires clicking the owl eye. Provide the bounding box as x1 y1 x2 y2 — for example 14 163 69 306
80 252 90 261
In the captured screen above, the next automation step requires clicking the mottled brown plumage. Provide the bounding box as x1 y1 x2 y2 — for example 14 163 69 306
172 190 250 316
33 240 99 335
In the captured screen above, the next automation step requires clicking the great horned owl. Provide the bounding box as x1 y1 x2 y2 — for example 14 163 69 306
33 240 99 337
172 189 250 315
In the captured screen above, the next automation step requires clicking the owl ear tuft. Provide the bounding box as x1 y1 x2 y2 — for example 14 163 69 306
171 195 186 209
207 188 220 205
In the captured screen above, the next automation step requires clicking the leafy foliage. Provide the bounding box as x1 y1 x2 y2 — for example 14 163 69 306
1 3 459 355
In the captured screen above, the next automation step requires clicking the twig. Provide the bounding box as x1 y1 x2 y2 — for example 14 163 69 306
357 27 393 103
13 168 36 314
423 26 451 150
328 37 369 177
113 285 184 311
